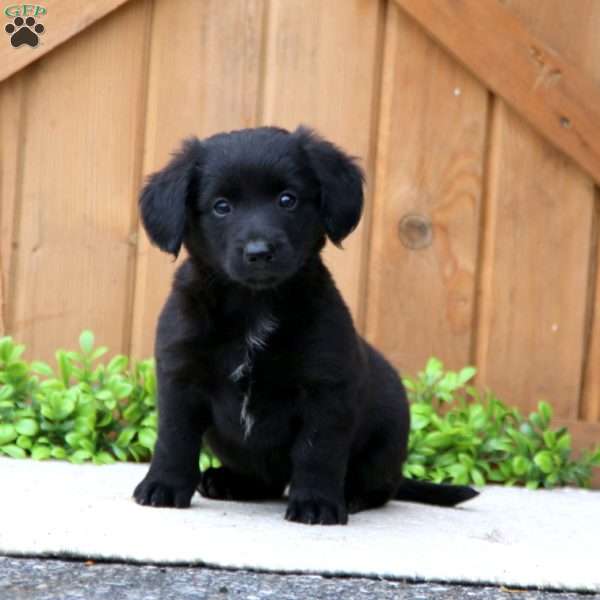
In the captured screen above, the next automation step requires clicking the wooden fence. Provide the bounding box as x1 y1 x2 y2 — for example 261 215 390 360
1 0 599 455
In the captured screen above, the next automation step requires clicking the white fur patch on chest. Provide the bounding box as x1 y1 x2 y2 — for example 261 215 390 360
229 313 278 439
245 313 279 352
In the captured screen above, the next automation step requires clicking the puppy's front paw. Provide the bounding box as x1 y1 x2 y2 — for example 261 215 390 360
133 475 196 508
285 492 348 525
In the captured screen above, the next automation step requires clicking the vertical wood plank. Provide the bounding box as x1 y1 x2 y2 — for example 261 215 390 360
260 0 384 327
0 73 24 335
8 0 152 360
476 0 600 419
130 0 266 359
365 2 488 374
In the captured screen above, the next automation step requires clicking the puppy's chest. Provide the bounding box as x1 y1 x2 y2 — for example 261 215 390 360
213 312 295 443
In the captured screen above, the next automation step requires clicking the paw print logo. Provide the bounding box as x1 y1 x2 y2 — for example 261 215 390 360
5 16 45 48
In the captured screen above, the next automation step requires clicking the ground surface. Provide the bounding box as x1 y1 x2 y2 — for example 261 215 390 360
1 557 598 600
2 459 599 591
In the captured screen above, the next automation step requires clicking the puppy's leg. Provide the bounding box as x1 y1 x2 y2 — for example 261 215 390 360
133 375 208 508
345 441 403 514
199 467 285 501
285 389 352 526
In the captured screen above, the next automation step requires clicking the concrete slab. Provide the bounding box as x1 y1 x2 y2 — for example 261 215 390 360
0 458 598 592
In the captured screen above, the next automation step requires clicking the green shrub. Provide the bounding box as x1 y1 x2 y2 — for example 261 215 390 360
403 358 600 489
1 333 598 488
0 332 219 469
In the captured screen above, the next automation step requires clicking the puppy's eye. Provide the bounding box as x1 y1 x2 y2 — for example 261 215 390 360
213 198 232 217
278 193 297 210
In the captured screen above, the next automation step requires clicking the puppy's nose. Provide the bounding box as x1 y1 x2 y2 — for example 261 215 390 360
244 240 275 264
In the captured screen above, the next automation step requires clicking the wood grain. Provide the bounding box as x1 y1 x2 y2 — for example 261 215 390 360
8 0 152 360
130 0 266 359
0 0 133 83
393 0 600 185
260 0 384 327
365 2 488 374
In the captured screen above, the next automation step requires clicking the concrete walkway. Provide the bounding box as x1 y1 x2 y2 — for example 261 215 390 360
0 458 598 593
2 557 597 600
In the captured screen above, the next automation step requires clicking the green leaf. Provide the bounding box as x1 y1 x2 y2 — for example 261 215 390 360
458 366 477 385
65 432 82 448
15 418 39 437
556 431 572 452
1 444 27 458
138 428 157 451
0 424 17 445
16 435 32 449
534 451 554 474
51 446 67 459
69 449 92 464
56 351 72 386
123 402 142 423
115 427 136 447
543 430 556 449
529 412 543 431
107 355 128 374
111 444 128 461
31 445 52 460
93 451 115 465
141 414 157 428
30 361 54 377
90 346 109 361
538 401 552 426
405 464 426 478
470 468 486 487
0 384 15 400
199 453 211 472
512 455 529 476
423 432 454 448
411 415 430 430
8 344 25 362
112 381 133 399
79 330 95 355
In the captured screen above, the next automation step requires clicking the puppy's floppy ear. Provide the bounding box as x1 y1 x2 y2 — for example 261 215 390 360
294 126 364 246
139 137 202 257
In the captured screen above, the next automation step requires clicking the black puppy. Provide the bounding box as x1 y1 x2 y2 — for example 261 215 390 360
133 126 478 525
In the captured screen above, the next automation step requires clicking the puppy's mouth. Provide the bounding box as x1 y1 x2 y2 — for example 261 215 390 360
242 275 282 290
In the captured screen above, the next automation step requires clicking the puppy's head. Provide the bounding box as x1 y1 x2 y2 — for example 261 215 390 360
140 126 363 289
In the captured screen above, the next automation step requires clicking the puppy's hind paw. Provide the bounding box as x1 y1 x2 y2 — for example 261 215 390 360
285 494 348 525
133 477 195 508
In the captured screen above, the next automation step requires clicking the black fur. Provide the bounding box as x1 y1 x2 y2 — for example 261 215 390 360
133 126 478 525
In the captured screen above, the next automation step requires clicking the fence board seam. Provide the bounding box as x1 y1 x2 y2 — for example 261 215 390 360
124 0 155 358
5 72 29 335
469 90 494 370
580 187 600 421
356 0 388 334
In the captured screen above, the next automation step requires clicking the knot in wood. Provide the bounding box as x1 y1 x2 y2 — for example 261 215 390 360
398 213 432 250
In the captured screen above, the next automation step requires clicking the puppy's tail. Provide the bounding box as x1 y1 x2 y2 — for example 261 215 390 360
395 478 479 507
